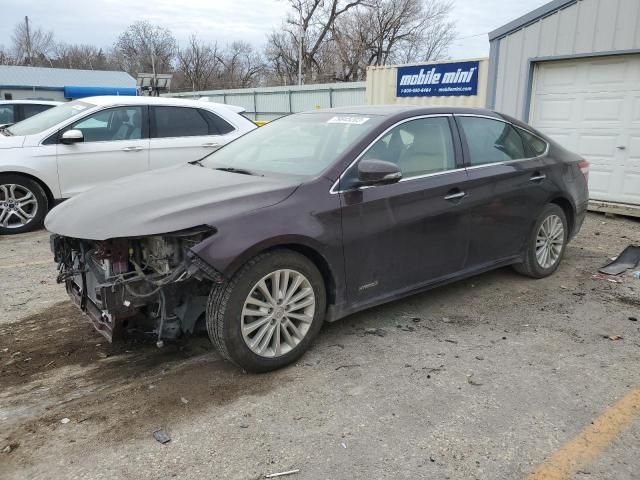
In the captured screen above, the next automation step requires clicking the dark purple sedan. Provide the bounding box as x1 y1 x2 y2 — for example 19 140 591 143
47 106 590 372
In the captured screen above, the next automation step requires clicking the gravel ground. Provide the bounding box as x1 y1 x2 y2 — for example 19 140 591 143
0 212 639 480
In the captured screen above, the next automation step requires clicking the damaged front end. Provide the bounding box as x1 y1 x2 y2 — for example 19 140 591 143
51 227 222 343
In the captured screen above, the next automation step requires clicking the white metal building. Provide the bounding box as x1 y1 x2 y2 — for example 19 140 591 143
487 0 640 212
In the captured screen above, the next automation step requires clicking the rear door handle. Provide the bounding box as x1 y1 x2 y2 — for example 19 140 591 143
529 174 546 182
444 190 467 201
202 143 221 148
122 146 143 152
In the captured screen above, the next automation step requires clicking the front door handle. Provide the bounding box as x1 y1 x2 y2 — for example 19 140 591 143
122 146 143 152
529 173 547 182
202 143 221 148
444 190 467 201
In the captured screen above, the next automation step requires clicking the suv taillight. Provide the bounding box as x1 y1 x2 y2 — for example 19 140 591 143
578 159 589 184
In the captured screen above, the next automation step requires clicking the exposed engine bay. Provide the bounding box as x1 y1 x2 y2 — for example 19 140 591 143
51 228 221 343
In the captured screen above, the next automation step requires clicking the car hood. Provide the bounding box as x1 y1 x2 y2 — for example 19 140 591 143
45 164 300 240
0 135 25 149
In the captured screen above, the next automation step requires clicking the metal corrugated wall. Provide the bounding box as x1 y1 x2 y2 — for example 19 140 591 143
490 0 640 120
166 82 366 121
366 58 489 107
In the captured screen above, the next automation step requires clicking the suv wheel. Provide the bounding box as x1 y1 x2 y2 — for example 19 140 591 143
0 174 48 235
514 203 568 278
206 249 326 372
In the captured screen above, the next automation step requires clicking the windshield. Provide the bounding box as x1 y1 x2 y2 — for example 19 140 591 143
7 100 95 136
201 112 384 176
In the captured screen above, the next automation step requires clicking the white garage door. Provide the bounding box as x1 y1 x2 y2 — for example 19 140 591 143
530 55 640 205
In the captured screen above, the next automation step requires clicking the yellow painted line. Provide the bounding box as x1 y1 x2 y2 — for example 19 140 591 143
0 260 52 270
528 388 640 480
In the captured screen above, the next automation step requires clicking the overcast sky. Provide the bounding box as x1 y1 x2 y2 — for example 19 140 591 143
1 0 550 59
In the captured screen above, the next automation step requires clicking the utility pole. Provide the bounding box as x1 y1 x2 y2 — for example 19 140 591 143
24 16 32 66
297 11 303 85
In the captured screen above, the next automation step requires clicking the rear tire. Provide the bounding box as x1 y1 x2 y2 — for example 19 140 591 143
514 203 567 278
0 174 48 235
206 249 326 372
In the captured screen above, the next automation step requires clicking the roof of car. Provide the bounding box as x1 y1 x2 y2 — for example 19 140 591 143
81 95 235 108
0 100 62 106
313 104 502 118
75 95 246 114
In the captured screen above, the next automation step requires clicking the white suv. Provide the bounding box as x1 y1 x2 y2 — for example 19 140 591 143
0 96 256 234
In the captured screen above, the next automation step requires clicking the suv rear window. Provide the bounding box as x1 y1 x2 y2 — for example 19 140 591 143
200 109 235 135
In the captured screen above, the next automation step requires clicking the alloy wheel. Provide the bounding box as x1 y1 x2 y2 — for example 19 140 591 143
0 184 38 229
241 269 315 358
535 214 564 269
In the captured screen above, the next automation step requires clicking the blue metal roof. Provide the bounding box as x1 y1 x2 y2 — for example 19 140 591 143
0 65 136 89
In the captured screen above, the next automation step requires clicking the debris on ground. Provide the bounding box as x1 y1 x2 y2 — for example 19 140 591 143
599 245 640 275
606 335 624 341
265 469 300 478
364 328 386 337
629 317 638 322
180 397 189 404
591 274 623 283
633 271 640 280
153 429 171 444
335 364 360 371
467 374 483 386
60 418 70 424
3 443 18 454
398 325 415 332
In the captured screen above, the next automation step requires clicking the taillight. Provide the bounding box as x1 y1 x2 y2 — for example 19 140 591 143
577 159 589 184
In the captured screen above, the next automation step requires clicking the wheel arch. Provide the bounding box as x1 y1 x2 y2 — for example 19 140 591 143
0 170 56 211
548 196 576 238
222 237 338 307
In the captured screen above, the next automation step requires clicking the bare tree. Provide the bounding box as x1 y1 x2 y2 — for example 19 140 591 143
330 0 455 81
216 41 265 88
385 0 456 64
53 43 112 70
11 16 54 66
265 31 299 85
177 35 219 91
266 0 366 84
113 21 177 77
0 46 16 65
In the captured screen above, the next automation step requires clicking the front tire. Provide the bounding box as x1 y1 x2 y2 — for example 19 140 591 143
206 249 326 372
0 174 48 235
514 203 568 278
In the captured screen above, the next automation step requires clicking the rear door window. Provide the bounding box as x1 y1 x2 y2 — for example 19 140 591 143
458 117 525 165
152 106 209 138
518 128 548 157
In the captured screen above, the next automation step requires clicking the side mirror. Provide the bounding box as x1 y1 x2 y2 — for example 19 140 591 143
356 159 402 186
60 129 84 145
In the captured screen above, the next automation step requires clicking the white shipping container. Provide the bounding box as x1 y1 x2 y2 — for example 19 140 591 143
367 58 489 107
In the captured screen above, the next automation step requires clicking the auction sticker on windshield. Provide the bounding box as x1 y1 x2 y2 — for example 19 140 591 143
327 116 370 125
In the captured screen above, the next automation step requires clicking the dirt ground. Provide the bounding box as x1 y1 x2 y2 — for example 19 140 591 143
1 212 639 480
